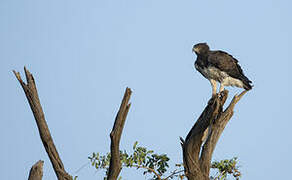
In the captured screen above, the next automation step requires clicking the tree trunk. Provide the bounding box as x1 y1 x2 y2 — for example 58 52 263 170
181 90 248 180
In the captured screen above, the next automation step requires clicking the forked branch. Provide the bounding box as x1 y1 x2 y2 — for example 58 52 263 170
13 67 72 180
181 90 248 180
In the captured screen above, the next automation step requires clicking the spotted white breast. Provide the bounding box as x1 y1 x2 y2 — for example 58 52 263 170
197 65 244 88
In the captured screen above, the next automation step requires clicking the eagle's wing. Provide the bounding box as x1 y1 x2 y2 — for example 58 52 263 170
207 50 252 84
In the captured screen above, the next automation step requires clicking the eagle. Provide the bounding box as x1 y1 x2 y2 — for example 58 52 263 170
192 43 252 97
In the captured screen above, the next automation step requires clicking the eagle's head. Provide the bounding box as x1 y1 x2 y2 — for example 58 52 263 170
192 43 209 56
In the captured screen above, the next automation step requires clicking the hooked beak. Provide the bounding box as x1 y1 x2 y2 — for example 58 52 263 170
192 47 198 54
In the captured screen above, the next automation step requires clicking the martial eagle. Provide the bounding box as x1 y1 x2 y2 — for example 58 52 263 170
192 43 252 96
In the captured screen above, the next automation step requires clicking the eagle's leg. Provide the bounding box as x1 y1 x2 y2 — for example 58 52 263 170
210 79 217 97
219 83 225 93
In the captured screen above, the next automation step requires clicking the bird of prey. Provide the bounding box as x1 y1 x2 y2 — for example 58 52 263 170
192 43 252 96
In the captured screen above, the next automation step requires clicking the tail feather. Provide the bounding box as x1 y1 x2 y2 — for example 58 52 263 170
239 74 253 90
243 82 252 90
242 78 253 90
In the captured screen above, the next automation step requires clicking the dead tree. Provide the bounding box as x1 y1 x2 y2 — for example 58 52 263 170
181 90 248 180
14 67 131 180
14 67 246 180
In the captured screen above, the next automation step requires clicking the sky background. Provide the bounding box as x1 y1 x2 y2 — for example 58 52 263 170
1 0 291 179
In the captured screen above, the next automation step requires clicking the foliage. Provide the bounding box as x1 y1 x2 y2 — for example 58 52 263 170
89 142 240 180
210 157 241 180
89 141 185 180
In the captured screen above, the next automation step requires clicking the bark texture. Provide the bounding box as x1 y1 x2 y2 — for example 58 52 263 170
181 90 248 180
14 67 72 180
107 88 132 180
28 160 44 180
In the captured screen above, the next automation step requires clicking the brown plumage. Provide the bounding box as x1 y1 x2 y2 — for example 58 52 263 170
192 43 252 96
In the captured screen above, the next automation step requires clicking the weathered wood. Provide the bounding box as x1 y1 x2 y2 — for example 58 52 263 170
28 160 44 180
13 67 72 180
107 88 132 180
181 90 248 180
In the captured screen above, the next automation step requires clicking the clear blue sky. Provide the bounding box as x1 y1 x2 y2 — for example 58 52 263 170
1 0 291 179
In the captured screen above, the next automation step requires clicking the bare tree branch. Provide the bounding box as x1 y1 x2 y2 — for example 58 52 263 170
28 160 44 180
13 67 72 180
107 88 132 180
181 90 248 180
130 165 162 180
164 169 184 180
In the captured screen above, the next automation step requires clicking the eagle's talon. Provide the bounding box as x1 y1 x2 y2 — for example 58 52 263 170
218 92 223 98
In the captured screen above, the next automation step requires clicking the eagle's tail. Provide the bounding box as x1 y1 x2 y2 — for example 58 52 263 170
241 76 253 90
